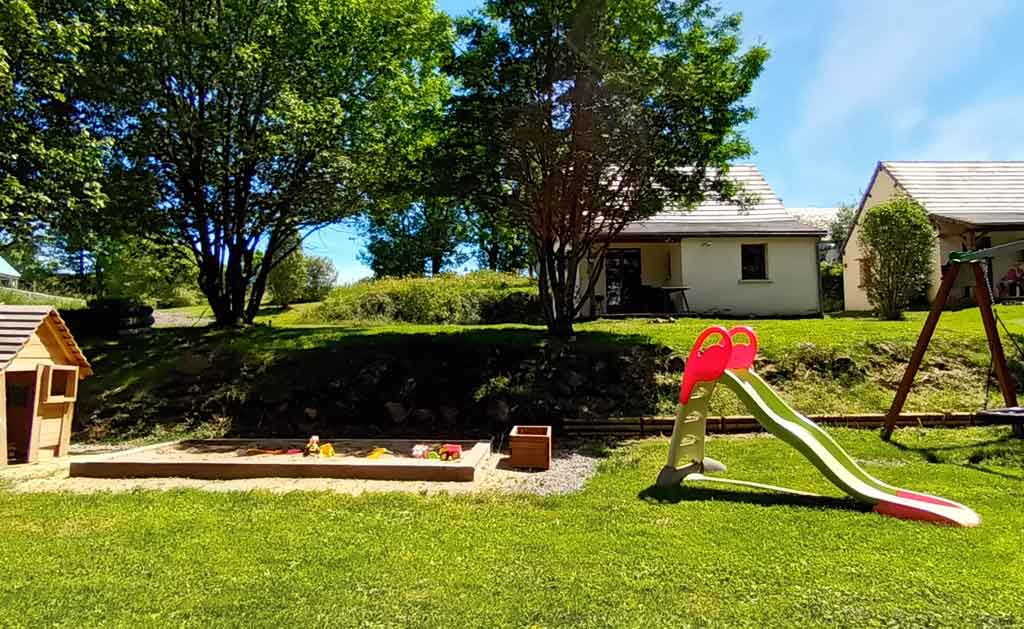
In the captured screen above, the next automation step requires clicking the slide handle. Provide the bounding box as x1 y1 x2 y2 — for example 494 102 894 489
680 326 733 404
727 326 759 369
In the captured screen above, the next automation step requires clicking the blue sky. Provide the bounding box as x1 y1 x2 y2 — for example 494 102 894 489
312 0 1024 282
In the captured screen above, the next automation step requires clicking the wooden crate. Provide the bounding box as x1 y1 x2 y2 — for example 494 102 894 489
509 425 551 470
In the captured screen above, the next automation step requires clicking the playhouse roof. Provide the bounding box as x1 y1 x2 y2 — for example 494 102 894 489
0 305 92 376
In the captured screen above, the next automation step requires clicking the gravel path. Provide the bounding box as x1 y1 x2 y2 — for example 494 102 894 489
1 446 603 497
151 309 213 328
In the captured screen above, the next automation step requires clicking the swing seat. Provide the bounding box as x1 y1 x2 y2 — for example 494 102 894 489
975 407 1024 425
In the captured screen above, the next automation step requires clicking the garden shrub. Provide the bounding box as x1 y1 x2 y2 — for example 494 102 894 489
303 271 538 324
858 195 935 320
820 261 843 312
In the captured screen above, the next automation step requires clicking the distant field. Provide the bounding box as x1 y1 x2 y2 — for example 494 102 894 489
0 287 86 310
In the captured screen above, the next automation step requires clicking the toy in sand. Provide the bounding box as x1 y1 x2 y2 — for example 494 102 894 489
305 435 320 456
439 444 462 461
367 447 393 459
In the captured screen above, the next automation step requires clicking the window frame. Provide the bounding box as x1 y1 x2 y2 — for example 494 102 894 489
740 243 770 282
42 365 79 403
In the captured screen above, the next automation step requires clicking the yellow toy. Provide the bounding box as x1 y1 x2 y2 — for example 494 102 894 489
367 447 392 459
320 443 335 457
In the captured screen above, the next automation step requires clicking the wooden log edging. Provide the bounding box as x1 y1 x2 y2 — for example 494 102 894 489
564 412 988 437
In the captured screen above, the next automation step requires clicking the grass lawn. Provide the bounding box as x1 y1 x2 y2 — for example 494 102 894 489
1 426 1021 627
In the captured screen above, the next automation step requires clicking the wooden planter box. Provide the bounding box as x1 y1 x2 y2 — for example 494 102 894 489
509 425 551 470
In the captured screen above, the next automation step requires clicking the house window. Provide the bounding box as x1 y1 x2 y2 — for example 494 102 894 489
741 244 768 280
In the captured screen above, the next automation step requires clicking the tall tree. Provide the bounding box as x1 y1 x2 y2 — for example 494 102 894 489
0 0 107 245
830 202 857 247
80 0 451 325
360 200 468 276
449 0 767 335
470 205 533 273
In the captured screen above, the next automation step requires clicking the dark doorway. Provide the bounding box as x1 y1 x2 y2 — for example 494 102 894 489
606 249 643 313
5 372 37 463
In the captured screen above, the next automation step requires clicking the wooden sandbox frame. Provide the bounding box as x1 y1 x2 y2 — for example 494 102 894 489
69 439 492 482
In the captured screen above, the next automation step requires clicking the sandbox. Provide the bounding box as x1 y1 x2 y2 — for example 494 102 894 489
69 439 492 482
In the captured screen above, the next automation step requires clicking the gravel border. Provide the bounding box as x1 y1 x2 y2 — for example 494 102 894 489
2 446 604 497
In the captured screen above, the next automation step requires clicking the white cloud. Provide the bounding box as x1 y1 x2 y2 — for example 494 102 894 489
916 94 1024 160
793 0 1012 138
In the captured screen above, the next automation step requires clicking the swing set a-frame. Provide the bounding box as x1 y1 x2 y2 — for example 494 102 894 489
883 239 1024 441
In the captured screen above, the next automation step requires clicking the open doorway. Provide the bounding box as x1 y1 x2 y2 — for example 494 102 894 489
5 372 38 463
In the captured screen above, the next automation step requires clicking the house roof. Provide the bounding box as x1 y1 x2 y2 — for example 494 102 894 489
882 161 1024 228
0 255 20 278
618 164 826 238
0 305 92 376
786 207 840 234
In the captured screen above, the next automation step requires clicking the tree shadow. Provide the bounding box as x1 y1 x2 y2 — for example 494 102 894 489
637 483 868 513
76 323 666 441
888 432 1024 481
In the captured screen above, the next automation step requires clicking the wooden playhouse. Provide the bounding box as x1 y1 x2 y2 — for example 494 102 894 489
1 306 91 465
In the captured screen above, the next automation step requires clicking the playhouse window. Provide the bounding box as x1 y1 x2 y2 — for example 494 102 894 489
741 244 768 280
43 366 78 402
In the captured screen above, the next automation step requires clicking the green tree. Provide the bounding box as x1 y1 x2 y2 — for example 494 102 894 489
267 232 307 307
80 0 451 325
0 0 107 245
302 255 337 302
858 195 935 320
830 202 857 247
93 237 198 307
360 200 468 276
470 206 533 273
449 0 767 335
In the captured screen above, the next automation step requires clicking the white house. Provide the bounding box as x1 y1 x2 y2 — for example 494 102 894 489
0 256 19 289
842 161 1024 311
579 164 825 317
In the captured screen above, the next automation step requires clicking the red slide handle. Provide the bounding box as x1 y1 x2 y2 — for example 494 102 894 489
679 326 733 404
727 326 759 369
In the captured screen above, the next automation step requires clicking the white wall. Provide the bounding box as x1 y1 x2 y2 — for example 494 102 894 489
680 236 821 316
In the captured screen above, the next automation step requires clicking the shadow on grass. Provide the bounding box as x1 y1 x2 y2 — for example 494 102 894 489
964 464 1024 482
637 484 868 513
76 323 663 441
888 432 1024 481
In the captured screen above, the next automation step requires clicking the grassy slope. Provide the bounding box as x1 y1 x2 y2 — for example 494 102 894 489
0 287 85 310
136 305 1024 420
1 427 1021 627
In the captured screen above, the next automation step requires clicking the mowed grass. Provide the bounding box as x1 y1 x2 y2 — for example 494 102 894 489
0 426 1021 627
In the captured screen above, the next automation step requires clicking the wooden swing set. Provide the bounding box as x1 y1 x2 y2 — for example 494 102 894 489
883 240 1024 440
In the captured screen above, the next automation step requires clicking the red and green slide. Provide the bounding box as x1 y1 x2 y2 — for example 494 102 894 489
657 325 980 527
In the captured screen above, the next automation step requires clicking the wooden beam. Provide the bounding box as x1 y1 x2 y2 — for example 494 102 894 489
25 365 45 463
972 264 1022 437
883 262 961 440
1 371 6 466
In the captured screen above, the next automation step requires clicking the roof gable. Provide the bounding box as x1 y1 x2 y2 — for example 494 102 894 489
0 305 92 376
883 161 1024 227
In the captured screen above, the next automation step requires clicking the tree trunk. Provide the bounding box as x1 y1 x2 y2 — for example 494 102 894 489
538 240 576 337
